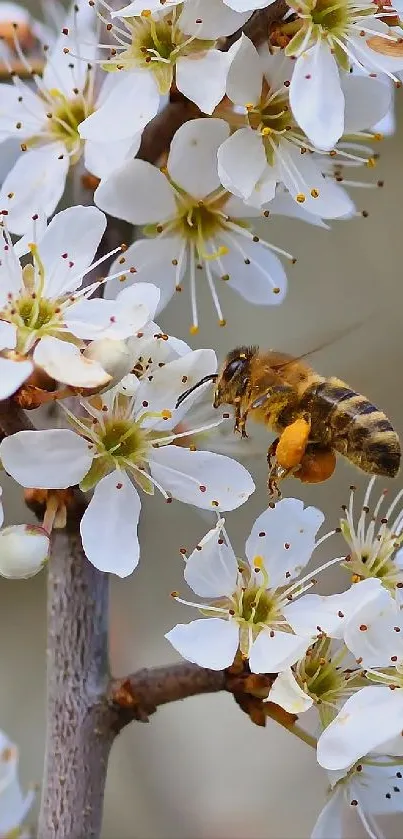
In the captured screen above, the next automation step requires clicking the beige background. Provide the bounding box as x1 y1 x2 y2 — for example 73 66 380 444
2 3 403 836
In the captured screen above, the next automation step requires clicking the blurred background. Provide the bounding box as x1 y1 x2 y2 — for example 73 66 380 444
1 2 403 837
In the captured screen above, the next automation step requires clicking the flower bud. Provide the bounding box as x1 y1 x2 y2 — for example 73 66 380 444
0 524 49 579
84 338 134 388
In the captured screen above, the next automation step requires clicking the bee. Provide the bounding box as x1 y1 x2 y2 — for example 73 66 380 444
176 345 401 496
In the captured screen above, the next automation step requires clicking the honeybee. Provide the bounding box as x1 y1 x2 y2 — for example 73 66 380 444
176 346 401 496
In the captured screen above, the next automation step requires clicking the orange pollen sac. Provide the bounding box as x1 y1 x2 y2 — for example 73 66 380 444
276 417 311 470
296 447 337 484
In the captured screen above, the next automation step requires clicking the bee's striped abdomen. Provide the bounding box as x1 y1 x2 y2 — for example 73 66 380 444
310 379 401 478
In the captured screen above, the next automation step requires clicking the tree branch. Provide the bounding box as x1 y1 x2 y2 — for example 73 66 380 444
0 399 35 435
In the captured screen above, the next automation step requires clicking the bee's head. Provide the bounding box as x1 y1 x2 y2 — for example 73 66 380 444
213 346 258 408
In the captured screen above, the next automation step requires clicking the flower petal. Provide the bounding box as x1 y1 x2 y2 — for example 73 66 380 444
149 446 255 510
116 281 160 323
0 524 49 579
95 159 176 225
0 429 93 489
310 787 345 839
342 75 392 133
165 617 239 669
0 233 22 307
80 470 141 576
249 630 311 673
213 233 287 305
290 43 345 151
79 71 159 142
224 0 275 10
0 357 32 399
245 498 324 589
217 128 267 201
276 140 355 218
84 135 142 180
33 337 111 388
179 0 251 38
177 51 231 115
226 34 262 106
0 143 69 235
343 586 403 668
285 578 385 640
38 205 106 298
268 668 314 714
168 118 230 196
184 520 238 597
317 686 403 771
105 237 185 312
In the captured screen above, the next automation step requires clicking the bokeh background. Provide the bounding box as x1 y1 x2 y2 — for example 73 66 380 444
1 2 403 836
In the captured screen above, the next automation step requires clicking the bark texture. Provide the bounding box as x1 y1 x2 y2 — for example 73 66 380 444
37 522 113 839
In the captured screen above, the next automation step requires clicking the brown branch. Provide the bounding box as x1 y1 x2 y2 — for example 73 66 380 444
226 0 288 48
0 398 35 435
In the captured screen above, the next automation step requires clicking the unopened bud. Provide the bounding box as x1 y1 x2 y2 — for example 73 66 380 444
0 524 49 579
84 338 134 388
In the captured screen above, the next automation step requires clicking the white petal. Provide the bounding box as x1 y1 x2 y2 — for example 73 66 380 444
0 232 22 307
80 471 141 577
244 169 277 207
184 521 238 597
0 322 17 351
113 0 181 15
33 338 111 388
84 135 141 180
285 578 385 640
0 83 46 140
43 16 96 93
177 51 230 115
311 787 345 839
268 668 313 714
65 293 152 341
217 128 267 201
213 234 287 305
0 524 49 579
0 430 93 489
167 118 229 197
0 144 69 235
249 630 311 673
116 281 160 323
342 75 392 133
224 0 275 10
245 498 324 589
179 0 250 38
165 617 239 669
269 189 330 229
0 357 32 399
79 71 159 142
343 587 403 668
290 44 345 151
149 446 255 510
38 205 106 298
105 237 184 312
95 160 176 225
277 141 356 218
226 35 262 106
317 686 403 771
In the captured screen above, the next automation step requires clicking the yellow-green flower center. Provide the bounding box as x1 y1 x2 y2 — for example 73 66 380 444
310 0 350 33
0 295 63 353
100 418 146 461
48 93 88 152
240 586 274 624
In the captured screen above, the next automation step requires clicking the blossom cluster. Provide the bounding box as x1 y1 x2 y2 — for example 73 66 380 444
0 0 402 835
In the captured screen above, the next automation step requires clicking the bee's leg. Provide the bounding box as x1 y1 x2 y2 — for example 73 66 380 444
267 438 279 470
295 445 336 484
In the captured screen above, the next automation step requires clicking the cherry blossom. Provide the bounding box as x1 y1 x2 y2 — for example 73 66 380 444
0 728 35 837
96 118 291 332
0 484 49 579
0 349 255 576
165 500 342 671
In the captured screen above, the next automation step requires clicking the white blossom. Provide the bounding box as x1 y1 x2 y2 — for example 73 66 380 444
0 349 254 576
0 205 159 396
0 484 49 579
165 500 343 671
96 118 291 332
0 728 35 837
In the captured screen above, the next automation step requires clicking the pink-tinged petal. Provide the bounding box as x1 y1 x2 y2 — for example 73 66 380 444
165 617 239 669
290 43 345 151
213 234 287 305
149 446 255 510
342 75 392 133
268 667 313 714
0 429 93 489
0 143 69 235
177 51 231 115
226 34 262 106
317 686 403 771
84 135 142 180
38 205 106 298
245 499 324 589
277 140 355 218
95 160 176 225
179 0 251 38
105 237 184 312
184 521 238 597
79 72 159 143
285 578 385 640
33 338 111 388
0 322 17 351
249 630 311 673
80 471 141 577
217 128 267 201
0 357 32 399
168 119 229 196
311 787 345 839
0 524 49 579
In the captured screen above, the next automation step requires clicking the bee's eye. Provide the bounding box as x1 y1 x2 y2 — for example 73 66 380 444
224 358 245 381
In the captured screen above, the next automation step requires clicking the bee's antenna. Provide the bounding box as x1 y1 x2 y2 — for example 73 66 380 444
175 374 217 409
